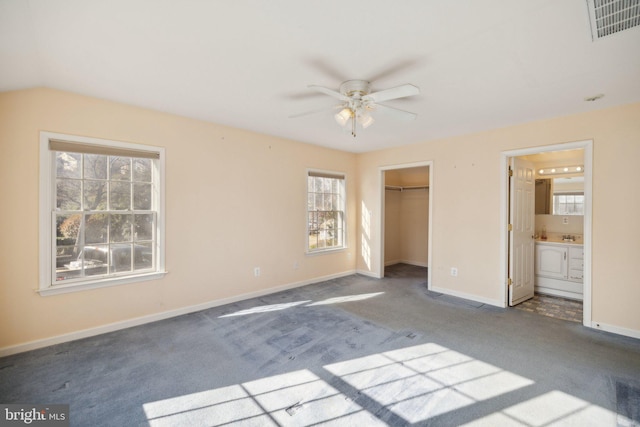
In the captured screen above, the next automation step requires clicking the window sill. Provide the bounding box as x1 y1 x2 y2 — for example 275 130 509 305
305 247 347 257
38 271 168 296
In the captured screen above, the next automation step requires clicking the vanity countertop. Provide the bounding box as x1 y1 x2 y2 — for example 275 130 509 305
535 237 583 246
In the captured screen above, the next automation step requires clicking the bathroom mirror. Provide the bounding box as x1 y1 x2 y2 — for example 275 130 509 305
535 176 584 215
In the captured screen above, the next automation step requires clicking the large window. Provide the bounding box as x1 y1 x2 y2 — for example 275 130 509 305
40 132 165 294
307 170 346 252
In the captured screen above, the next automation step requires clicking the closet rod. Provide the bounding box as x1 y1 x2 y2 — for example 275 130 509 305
385 185 429 192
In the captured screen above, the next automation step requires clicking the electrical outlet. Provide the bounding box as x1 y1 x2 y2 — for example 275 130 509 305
563 216 569 224
293 261 299 270
254 267 261 277
451 267 458 277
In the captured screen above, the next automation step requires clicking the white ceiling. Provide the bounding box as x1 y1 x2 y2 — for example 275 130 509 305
1 0 639 153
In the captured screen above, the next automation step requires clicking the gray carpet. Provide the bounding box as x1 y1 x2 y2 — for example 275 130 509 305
1 264 639 426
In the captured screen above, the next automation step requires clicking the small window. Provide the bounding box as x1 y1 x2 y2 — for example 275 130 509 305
553 193 584 215
307 170 346 252
40 132 165 295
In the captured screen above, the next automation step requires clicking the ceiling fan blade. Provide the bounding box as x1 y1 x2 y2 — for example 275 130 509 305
288 104 343 119
364 84 420 103
367 58 424 82
305 58 349 82
374 104 417 121
308 85 349 101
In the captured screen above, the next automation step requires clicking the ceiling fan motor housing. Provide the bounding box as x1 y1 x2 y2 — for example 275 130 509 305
339 80 371 98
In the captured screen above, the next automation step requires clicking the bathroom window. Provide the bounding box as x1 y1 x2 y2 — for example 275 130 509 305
553 193 584 215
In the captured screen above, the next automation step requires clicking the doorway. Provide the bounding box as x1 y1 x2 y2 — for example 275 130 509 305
501 141 592 327
379 162 433 287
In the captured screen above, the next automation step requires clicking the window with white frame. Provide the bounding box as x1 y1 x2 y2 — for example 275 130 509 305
553 192 585 215
307 170 346 252
40 132 165 294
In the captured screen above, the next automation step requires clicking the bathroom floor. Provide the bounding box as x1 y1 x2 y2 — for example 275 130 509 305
515 293 583 323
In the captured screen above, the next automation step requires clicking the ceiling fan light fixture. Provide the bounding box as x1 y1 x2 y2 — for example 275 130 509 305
359 112 374 129
335 108 353 126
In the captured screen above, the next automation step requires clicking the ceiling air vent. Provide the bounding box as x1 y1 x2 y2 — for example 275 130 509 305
587 0 640 40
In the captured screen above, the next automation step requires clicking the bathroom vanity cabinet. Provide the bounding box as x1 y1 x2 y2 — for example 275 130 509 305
535 241 583 300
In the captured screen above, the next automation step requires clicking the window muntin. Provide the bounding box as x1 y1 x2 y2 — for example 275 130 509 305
307 171 346 252
41 133 164 294
553 193 584 215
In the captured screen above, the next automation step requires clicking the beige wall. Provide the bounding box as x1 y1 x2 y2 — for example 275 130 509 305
1 88 638 352
384 189 402 264
398 189 429 266
357 102 640 334
0 88 357 351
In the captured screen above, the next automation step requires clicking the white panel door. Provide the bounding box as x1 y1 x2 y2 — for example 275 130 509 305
509 157 535 306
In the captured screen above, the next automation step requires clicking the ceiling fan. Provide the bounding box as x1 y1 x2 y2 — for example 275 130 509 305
291 80 420 137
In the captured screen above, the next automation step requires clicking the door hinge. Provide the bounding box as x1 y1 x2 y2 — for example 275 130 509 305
508 278 513 286
508 224 513 231
508 167 513 177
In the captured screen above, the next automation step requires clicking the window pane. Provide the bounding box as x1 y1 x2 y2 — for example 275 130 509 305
56 152 81 178
57 179 81 210
110 213 132 243
134 243 154 270
111 244 132 273
83 245 108 277
84 181 108 210
55 246 77 269
110 156 131 181
56 246 81 282
134 214 154 241
133 183 152 210
308 212 316 232
110 181 131 210
324 178 334 192
84 154 108 179
55 246 82 282
330 194 338 211
133 158 152 182
85 213 108 244
56 213 81 246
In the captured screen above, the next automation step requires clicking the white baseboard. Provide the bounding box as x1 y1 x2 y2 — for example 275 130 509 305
401 260 428 268
0 270 356 357
384 260 428 268
590 321 640 340
356 269 382 279
535 286 583 301
429 285 503 308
